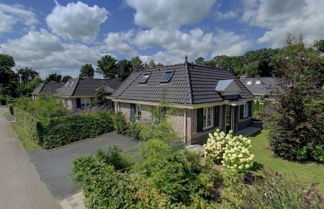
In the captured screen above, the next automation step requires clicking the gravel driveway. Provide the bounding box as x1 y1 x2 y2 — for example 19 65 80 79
27 132 138 200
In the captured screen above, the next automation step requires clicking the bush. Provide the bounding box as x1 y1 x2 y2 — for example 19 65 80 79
8 104 14 115
204 130 254 173
222 170 324 209
113 112 129 135
72 145 133 184
43 111 114 148
14 107 43 145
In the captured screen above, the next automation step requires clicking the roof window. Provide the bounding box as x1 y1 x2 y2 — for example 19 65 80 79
160 71 174 83
255 80 261 85
139 73 150 84
246 81 252 85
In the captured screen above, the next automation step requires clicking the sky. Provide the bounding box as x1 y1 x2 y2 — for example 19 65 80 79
0 0 323 77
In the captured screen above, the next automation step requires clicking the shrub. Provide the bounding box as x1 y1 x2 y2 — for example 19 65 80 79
113 112 129 135
222 133 254 173
223 170 324 209
14 107 43 145
204 130 254 173
72 145 133 184
204 129 228 163
8 104 14 115
43 111 114 148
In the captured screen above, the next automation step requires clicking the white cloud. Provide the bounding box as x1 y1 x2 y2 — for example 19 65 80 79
103 31 137 56
46 1 109 42
0 3 37 34
125 0 216 29
215 11 236 20
242 0 324 47
0 29 101 76
133 28 251 64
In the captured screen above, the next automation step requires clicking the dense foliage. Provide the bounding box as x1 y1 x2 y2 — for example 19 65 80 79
269 39 324 162
222 171 324 209
14 96 114 148
204 130 254 173
79 64 94 78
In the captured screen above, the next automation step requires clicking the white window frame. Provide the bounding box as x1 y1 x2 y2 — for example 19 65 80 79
255 80 261 85
243 103 249 118
80 98 91 107
246 81 252 85
203 107 213 130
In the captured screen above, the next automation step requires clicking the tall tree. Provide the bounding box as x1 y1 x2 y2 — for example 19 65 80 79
194 57 205 65
96 55 118 79
45 73 62 82
117 59 132 81
269 37 324 162
130 56 144 72
62 75 72 83
17 67 39 83
79 64 94 78
314 39 324 53
17 77 42 96
0 54 18 96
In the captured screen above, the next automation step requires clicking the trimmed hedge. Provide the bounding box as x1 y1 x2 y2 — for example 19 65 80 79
14 107 43 145
43 112 114 148
15 107 114 148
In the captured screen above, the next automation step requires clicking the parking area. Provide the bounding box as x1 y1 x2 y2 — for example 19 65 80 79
27 132 139 200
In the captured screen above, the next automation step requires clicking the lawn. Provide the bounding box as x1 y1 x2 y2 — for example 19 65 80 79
250 131 324 195
11 122 39 150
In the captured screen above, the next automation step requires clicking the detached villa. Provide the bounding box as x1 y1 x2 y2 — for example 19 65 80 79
112 60 258 144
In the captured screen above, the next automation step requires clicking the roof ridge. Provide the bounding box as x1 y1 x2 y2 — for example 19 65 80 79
71 78 80 96
184 61 193 105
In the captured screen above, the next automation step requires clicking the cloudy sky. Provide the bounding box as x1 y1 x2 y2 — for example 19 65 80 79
0 0 323 77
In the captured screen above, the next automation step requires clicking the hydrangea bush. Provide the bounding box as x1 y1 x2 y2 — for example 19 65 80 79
204 130 254 173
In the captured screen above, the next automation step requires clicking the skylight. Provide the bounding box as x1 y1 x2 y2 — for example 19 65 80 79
139 74 150 84
160 71 174 83
246 81 252 85
255 80 261 85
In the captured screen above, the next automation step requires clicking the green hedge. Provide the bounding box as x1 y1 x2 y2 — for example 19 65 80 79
14 107 43 145
43 112 114 148
15 108 114 149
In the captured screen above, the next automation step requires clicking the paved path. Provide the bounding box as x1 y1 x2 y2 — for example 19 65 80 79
28 129 139 200
0 107 61 209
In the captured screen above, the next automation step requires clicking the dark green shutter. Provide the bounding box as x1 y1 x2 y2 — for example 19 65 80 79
214 106 220 128
248 101 253 117
76 98 81 108
197 108 203 132
240 105 244 119
130 104 136 122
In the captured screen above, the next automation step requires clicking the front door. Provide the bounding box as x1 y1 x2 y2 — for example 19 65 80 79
225 105 236 133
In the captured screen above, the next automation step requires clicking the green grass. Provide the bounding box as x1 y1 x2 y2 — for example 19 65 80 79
3 111 11 116
11 122 39 150
250 131 324 196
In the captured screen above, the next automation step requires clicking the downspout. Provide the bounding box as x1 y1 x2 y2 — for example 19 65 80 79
183 109 187 144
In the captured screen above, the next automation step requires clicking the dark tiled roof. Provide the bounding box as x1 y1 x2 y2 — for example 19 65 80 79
55 78 121 97
240 77 280 96
113 63 253 105
32 82 64 95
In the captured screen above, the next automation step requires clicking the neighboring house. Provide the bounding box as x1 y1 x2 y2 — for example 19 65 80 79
55 78 121 111
31 82 64 99
240 77 280 101
112 61 257 144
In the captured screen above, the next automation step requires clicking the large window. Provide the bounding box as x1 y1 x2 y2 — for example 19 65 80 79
203 107 213 130
81 98 91 107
